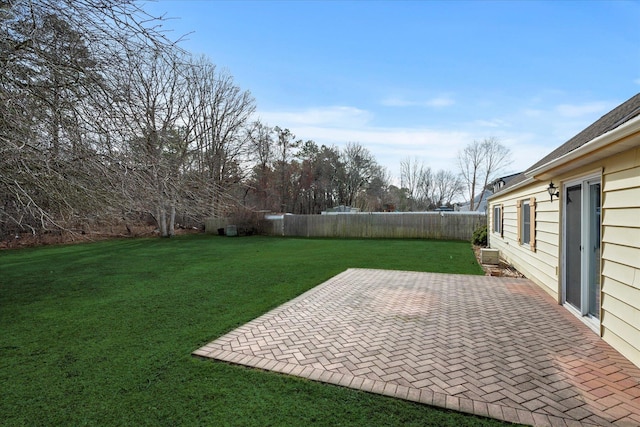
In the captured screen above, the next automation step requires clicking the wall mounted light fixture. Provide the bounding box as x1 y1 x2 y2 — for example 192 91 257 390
548 182 560 202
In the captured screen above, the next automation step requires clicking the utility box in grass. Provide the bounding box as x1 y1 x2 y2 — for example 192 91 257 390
226 225 238 237
480 248 500 265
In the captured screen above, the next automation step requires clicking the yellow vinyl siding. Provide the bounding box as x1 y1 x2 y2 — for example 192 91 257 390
602 225 640 248
603 145 640 173
602 244 640 270
535 210 557 224
602 329 640 369
601 293 640 332
603 187 640 208
603 166 640 191
535 221 557 235
535 203 559 263
602 207 640 228
488 144 640 368
601 150 640 367
502 207 518 237
602 311 638 347
535 229 557 246
602 259 640 289
489 184 557 298
602 276 640 312
533 240 558 265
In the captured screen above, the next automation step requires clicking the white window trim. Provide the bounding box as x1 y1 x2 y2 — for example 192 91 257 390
493 205 502 235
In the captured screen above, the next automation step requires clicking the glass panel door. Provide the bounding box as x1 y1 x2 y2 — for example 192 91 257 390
565 185 582 310
563 177 601 324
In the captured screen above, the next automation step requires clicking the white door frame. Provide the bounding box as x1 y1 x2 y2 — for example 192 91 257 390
561 172 602 330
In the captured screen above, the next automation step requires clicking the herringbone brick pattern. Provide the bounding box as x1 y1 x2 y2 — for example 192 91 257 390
194 268 640 426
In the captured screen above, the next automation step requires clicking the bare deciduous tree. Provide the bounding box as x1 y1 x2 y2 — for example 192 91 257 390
457 137 511 211
273 127 300 212
178 57 254 224
362 165 391 212
428 170 464 208
0 0 179 238
246 120 274 209
400 157 430 210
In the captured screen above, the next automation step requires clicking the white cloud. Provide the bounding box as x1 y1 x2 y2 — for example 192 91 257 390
257 106 372 128
290 125 468 151
380 95 455 108
472 119 509 128
424 96 455 107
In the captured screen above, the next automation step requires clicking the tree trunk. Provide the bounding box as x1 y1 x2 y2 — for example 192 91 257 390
469 172 477 211
158 206 168 237
168 204 175 237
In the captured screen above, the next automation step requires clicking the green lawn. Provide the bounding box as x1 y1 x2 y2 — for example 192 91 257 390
0 235 514 426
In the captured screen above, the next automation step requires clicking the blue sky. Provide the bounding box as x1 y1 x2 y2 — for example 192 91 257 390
142 0 640 182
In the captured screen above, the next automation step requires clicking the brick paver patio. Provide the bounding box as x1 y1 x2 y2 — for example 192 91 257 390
194 268 640 426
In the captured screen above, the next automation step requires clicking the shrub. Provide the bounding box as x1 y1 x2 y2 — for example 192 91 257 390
471 224 488 247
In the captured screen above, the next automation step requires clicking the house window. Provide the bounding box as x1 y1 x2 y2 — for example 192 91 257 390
493 205 502 236
517 197 535 251
521 200 531 245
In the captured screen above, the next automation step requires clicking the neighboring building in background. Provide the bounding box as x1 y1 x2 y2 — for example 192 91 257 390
458 173 522 212
490 172 523 193
458 191 492 212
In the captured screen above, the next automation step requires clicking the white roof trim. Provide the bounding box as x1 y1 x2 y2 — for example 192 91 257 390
525 114 640 180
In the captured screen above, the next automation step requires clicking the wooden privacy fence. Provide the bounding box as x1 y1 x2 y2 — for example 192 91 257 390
207 212 486 240
281 213 485 240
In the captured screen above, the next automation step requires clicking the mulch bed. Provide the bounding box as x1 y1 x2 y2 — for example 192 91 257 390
473 245 526 278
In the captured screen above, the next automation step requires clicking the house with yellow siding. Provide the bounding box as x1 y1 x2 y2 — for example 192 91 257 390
487 93 640 368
